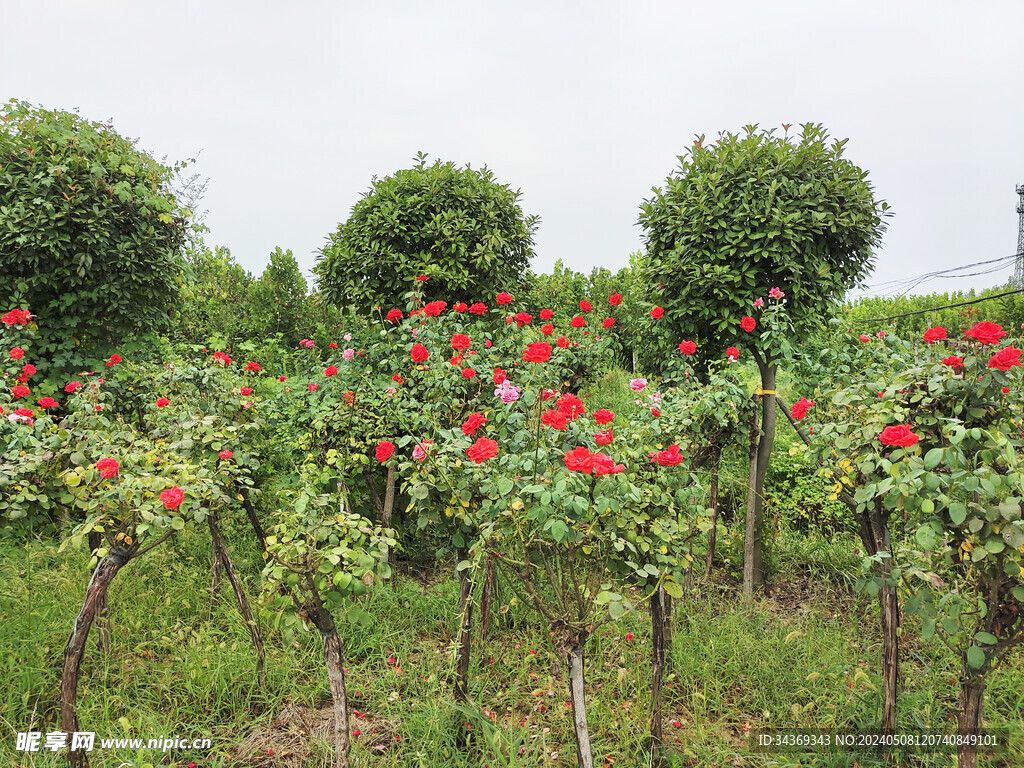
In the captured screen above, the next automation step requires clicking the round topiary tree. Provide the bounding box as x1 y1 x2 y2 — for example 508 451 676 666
0 99 191 375
638 123 890 592
315 153 538 313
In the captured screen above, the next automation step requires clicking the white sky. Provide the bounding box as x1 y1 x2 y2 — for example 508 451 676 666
3 0 1023 298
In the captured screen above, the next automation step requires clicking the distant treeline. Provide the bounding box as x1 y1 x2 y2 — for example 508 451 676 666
837 285 1024 336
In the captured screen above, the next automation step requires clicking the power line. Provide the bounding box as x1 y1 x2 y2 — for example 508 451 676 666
852 253 1018 296
850 286 1024 325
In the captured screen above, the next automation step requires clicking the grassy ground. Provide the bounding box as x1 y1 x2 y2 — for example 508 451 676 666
1 518 1021 768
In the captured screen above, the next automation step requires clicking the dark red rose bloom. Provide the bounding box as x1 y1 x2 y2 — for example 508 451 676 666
515 312 533 327
240 386 254 396
608 293 622 306
246 361 260 372
563 446 595 472
678 340 696 355
451 333 471 350
160 486 185 510
556 336 569 348
941 355 964 368
496 292 513 305
542 324 554 336
650 306 664 319
461 368 476 378
540 308 554 320
470 302 487 314
923 326 947 344
726 347 739 360
493 367 507 384
570 316 586 328
542 410 568 430
594 409 614 425
879 425 920 447
37 396 59 409
424 300 447 317
790 397 814 421
557 393 584 420
12 384 30 399
387 309 403 322
453 302 468 313
602 318 614 329
595 428 613 446
654 444 684 466
579 300 592 312
740 316 756 333
324 366 338 377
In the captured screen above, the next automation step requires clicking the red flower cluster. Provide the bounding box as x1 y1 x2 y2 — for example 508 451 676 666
496 293 513 305
451 334 471 350
411 343 429 363
542 410 568 430
106 353 122 367
387 309 403 322
650 307 664 319
540 308 554 320
415 274 429 281
324 365 338 377
160 486 185 510
467 437 498 463
9 347 24 360
65 381 83 393
595 428 613 446
470 302 487 315
424 300 447 317
37 396 58 409
556 393 585 420
542 324 554 336
965 322 1005 345
453 302 468 313
579 300 592 312
740 316 756 333
523 342 552 363
563 447 624 475
213 351 232 365
12 385 30 399
461 368 476 378
678 340 696 355
941 355 964 368
594 409 614 425
462 412 487 436
246 361 260 372
609 293 622 306
602 318 614 329
2 308 31 326
879 425 919 447
156 397 170 408
726 347 739 361
570 316 586 328
923 326 947 344
492 367 507 384
515 312 532 327
556 336 569 348
376 440 395 463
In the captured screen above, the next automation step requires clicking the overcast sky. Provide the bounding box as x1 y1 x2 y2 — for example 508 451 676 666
3 0 1023 299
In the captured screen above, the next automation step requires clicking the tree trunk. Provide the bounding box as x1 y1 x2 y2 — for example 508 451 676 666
306 597 351 768
957 675 985 768
705 445 721 577
208 513 266 687
742 400 761 599
87 531 110 655
565 634 594 768
455 556 473 702
237 486 267 552
61 546 132 768
858 504 898 736
478 554 498 643
382 467 396 566
210 537 223 611
649 587 666 762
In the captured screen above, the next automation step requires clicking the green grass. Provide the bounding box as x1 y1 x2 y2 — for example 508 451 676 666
0 521 1021 767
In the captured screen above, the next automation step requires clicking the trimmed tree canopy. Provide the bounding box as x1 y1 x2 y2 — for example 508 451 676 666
315 155 538 312
0 100 191 355
639 124 890 351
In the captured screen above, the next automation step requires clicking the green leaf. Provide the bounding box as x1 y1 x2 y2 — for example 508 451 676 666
966 645 986 669
662 580 683 599
974 632 998 645
923 448 944 470
608 601 625 620
948 503 967 526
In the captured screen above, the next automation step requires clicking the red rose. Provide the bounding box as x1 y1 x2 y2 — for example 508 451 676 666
65 381 82 393
9 347 24 360
415 274 429 281
246 361 260 372
107 353 122 365
740 316 756 333
542 389 558 400
602 318 614 329
22 364 36 376
485 339 492 348
470 302 487 315
160 486 185 510
461 368 476 378
556 336 569 348
11 384 29 399
387 309 403 322
988 347 1022 371
96 457 119 478
450 334 471 351
879 425 920 447
859 334 870 343
278 375 287 382
461 412 487 436
1 308 31 326
424 300 447 317
594 409 614 425
651 407 660 417
392 374 404 383
650 306 664 319
496 292 513 305
941 355 964 368
411 343 429 363
466 437 498 463
35 396 58 408
308 383 319 392
218 450 233 460
965 321 1006 345
580 300 592 312
654 445 683 466
1002 387 1010 394
523 342 552 363
329 342 338 348
542 410 569 430
570 316 586 328
609 293 622 306
156 397 170 408
923 326 947 344
454 302 468 313
324 365 338 377
557 393 584 420
493 368 507 384
678 340 696 355
542 324 554 336
790 397 815 421
540 308 554 320
563 446 595 473
240 387 254 396
726 347 739 361
343 391 354 404
375 440 395 463
595 428 613 446
515 312 533 327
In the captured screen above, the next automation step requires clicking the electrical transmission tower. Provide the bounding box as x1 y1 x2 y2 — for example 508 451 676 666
1016 184 1024 286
